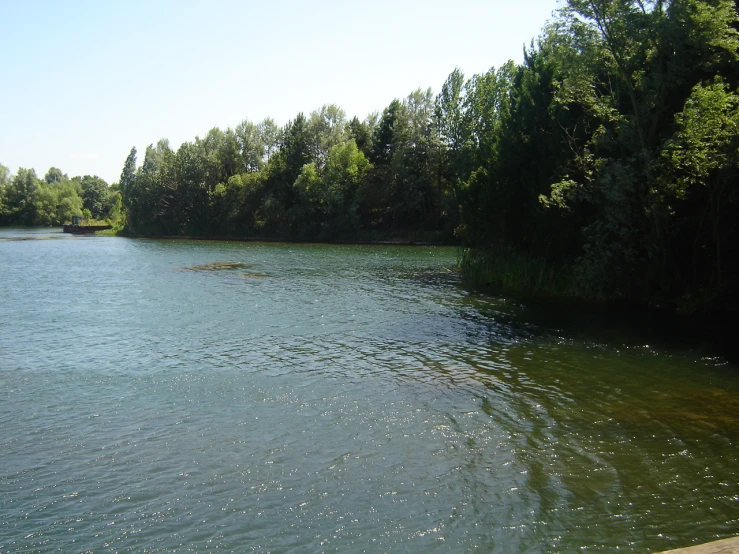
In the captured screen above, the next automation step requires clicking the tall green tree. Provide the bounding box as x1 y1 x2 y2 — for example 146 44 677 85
74 175 110 219
348 116 373 157
235 119 266 173
44 167 66 185
293 139 370 238
661 80 739 301
307 104 347 169
7 169 41 224
258 118 280 163
120 148 137 204
0 164 10 223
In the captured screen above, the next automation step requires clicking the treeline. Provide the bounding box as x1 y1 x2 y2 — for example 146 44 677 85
118 97 457 242
0 165 120 226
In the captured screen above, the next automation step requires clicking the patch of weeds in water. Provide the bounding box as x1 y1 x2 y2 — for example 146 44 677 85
458 247 571 298
0 235 73 242
178 261 247 272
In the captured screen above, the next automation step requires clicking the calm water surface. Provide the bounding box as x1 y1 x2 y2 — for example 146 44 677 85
1 228 737 552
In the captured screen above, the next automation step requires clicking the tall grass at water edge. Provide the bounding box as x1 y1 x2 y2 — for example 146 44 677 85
458 247 572 298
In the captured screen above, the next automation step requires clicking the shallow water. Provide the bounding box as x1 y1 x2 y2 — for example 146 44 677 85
1 228 737 552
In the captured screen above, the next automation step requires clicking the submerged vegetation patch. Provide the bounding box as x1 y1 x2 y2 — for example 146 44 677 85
177 262 269 279
239 272 268 279
178 261 247 272
0 235 77 242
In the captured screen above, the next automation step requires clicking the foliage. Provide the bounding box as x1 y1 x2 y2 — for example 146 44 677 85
0 165 116 226
532 0 739 309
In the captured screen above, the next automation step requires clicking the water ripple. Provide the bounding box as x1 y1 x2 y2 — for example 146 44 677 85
1 232 738 552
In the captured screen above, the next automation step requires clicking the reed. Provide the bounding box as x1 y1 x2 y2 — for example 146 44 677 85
458 247 572 298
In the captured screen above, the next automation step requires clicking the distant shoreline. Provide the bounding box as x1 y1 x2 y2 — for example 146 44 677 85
113 231 453 247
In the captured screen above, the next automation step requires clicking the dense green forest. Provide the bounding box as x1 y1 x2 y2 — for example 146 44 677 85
2 0 738 313
0 165 120 226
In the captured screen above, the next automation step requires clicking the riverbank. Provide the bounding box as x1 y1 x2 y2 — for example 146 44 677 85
105 228 456 247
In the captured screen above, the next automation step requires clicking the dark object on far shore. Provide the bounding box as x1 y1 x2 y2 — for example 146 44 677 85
63 224 112 234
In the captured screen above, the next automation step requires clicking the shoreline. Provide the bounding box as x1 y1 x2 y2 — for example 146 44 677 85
8 226 737 362
112 231 453 247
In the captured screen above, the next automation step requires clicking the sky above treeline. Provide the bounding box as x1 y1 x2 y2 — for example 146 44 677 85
0 0 560 185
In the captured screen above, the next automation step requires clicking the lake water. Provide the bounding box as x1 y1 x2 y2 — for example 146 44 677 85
1 228 737 553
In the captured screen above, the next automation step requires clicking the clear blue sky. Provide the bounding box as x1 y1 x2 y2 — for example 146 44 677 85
0 0 560 184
